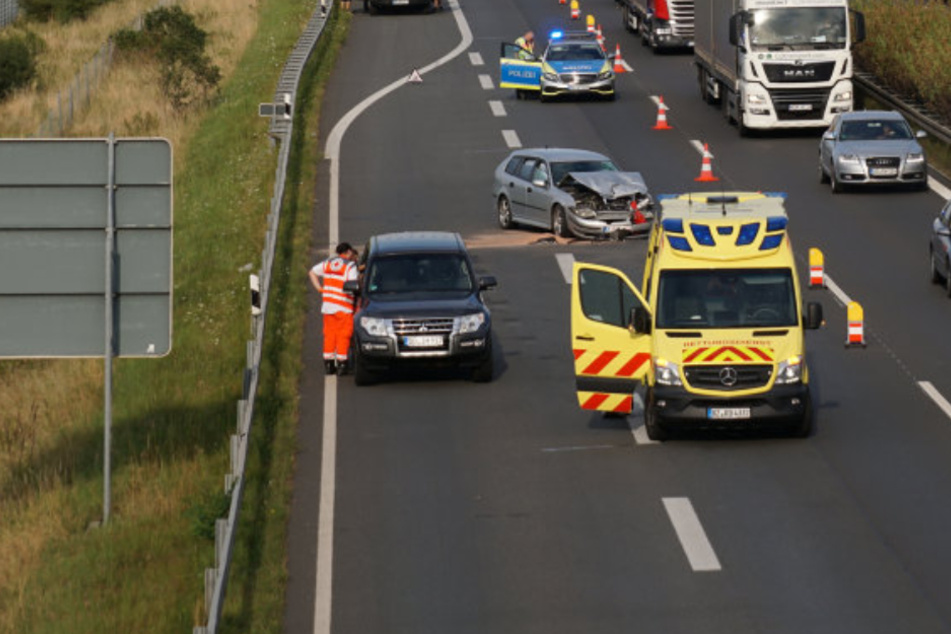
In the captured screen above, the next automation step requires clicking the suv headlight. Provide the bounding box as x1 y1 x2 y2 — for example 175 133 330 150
774 355 803 385
654 357 682 387
906 152 925 163
455 313 486 334
359 316 389 337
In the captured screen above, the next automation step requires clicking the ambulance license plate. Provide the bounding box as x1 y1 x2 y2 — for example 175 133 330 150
404 335 443 348
707 407 751 420
789 104 813 112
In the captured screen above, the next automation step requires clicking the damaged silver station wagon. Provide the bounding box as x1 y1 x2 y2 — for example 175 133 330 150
492 148 655 240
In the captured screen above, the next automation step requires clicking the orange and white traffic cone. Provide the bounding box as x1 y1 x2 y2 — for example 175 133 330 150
846 301 866 347
695 143 719 182
597 25 605 50
652 96 671 129
559 0 565 5
613 44 627 73
809 248 825 288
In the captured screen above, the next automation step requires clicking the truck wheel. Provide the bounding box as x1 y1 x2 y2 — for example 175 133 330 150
353 352 378 386
623 7 637 32
552 205 571 238
698 68 710 104
497 195 514 229
736 108 750 137
644 389 668 441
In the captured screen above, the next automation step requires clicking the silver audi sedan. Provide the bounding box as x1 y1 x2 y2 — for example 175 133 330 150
818 110 929 193
492 148 654 240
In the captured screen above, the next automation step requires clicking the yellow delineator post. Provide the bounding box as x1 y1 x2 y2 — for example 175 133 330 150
809 248 825 288
846 301 866 348
586 14 596 32
571 0 580 19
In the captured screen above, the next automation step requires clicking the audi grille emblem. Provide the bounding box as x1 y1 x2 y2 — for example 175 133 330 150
719 367 739 387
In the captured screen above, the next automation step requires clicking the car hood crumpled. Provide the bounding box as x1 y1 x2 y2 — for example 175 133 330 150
560 171 649 199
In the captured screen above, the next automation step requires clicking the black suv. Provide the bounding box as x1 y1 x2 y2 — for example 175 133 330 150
346 232 497 385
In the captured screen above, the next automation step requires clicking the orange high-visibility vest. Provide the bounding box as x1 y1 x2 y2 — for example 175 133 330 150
317 257 357 314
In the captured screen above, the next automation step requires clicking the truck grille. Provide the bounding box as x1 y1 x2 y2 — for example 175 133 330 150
684 364 772 391
770 88 831 120
669 0 694 38
762 61 836 83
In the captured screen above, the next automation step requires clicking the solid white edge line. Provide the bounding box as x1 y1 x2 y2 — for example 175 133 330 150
317 1 474 632
929 176 951 200
502 129 522 149
468 51 484 66
919 381 951 420
555 252 574 284
663 497 722 572
489 100 506 117
478 74 494 90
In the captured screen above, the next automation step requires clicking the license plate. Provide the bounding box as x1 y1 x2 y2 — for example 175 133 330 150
788 104 813 112
567 84 586 91
403 335 443 347
870 167 898 176
392 0 409 4
707 407 751 420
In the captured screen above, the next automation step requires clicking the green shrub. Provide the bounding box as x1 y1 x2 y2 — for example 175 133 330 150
113 6 221 111
19 0 109 23
0 31 43 100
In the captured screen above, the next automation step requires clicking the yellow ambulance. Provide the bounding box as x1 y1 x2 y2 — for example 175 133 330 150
570 192 823 440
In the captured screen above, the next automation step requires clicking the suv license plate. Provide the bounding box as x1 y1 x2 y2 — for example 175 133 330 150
404 335 443 347
708 407 751 420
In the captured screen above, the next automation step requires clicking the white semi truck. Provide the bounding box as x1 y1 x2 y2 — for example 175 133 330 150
619 0 695 51
694 0 865 135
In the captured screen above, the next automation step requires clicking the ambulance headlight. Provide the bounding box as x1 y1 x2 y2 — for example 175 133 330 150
455 312 486 334
654 358 683 387
774 355 803 385
360 316 389 337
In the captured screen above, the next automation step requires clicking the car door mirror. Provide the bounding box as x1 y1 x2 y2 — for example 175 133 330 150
803 301 824 330
532 177 548 188
630 305 652 334
478 275 497 290
916 130 928 139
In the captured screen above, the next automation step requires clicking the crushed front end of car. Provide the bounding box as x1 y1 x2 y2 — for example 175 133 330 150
559 171 654 239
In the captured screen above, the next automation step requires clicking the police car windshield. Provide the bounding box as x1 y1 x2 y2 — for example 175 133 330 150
656 268 797 329
545 43 605 61
550 160 618 184
367 254 473 295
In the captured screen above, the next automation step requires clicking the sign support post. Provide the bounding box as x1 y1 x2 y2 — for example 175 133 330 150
103 133 116 525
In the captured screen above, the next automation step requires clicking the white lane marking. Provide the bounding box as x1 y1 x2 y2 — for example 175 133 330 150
479 74 494 90
929 176 951 200
541 444 620 453
469 51 484 66
919 381 951 420
318 1 474 632
620 59 633 73
489 100 506 117
649 95 668 109
689 139 712 157
502 129 522 148
663 497 722 572
555 253 574 284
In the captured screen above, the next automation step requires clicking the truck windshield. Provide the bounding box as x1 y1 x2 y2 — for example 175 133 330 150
366 254 473 295
748 8 847 50
656 268 797 329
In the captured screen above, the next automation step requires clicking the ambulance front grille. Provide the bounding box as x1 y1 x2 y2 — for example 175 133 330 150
684 364 772 391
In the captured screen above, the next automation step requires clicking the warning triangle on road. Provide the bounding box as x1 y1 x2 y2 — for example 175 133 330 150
407 69 423 83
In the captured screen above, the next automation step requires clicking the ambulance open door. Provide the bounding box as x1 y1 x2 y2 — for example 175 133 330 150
571 262 652 414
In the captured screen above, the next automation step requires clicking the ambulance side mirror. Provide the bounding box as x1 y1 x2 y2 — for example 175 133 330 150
630 306 652 334
803 302 824 330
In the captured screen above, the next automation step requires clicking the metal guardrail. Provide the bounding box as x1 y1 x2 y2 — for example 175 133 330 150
0 0 18 27
855 71 951 148
192 4 333 633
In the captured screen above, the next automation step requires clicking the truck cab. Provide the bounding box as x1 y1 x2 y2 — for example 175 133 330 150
570 192 823 440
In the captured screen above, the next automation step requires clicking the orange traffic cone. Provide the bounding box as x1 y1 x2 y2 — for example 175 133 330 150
652 96 671 128
559 0 565 5
613 44 626 73
695 143 719 182
597 25 605 50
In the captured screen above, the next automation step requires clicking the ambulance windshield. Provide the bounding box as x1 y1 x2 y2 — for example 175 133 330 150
656 268 797 329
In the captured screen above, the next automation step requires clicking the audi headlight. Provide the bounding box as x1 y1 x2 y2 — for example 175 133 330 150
837 154 860 165
654 357 683 387
774 355 803 385
359 316 389 337
455 313 486 334
907 152 925 163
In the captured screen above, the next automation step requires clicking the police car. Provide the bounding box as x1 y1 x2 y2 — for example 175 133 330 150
500 31 616 101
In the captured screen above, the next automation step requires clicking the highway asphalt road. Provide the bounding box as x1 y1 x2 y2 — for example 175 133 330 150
284 1 951 632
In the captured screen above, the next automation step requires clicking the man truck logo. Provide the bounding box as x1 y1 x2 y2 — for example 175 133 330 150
719 367 739 387
783 68 816 79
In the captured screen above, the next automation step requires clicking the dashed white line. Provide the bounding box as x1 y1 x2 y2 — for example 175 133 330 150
489 100 506 117
555 253 574 284
469 52 484 66
919 381 951 420
478 74 494 90
502 129 522 148
663 497 722 572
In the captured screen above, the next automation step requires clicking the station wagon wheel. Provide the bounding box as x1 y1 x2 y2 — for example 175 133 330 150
552 204 571 238
497 195 514 229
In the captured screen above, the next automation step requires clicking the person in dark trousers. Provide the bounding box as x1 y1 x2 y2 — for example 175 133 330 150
309 243 359 376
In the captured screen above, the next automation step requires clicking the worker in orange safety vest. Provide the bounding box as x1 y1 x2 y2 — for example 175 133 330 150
309 242 359 376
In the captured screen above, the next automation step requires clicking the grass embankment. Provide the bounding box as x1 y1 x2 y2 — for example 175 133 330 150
0 1 348 632
853 0 951 176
